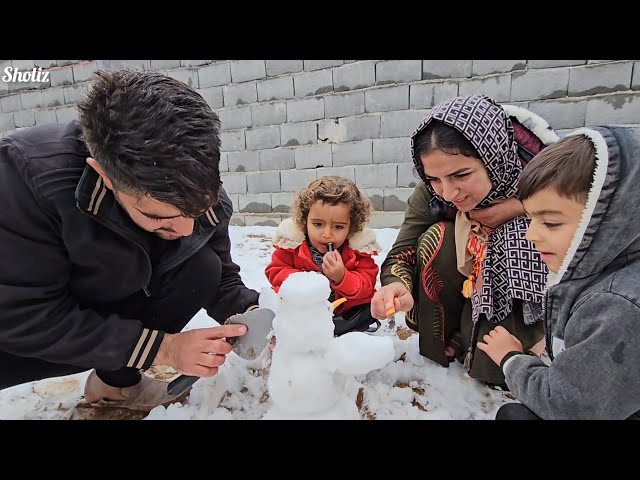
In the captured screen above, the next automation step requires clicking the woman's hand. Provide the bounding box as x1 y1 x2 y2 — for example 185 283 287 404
469 197 525 228
371 282 414 320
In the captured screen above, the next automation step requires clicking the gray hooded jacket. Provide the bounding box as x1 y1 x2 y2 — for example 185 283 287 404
503 125 640 420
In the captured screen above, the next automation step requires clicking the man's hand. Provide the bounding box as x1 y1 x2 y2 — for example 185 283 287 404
371 282 414 320
155 324 247 377
469 197 524 228
322 250 346 284
476 326 523 366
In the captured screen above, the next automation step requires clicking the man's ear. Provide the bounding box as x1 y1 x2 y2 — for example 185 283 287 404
86 157 114 190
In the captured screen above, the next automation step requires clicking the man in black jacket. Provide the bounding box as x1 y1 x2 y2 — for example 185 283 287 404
0 68 259 410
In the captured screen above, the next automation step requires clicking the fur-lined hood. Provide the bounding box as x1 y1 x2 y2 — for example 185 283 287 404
502 103 559 147
273 217 381 255
548 125 640 288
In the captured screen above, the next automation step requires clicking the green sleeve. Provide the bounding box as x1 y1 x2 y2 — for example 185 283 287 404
380 182 436 290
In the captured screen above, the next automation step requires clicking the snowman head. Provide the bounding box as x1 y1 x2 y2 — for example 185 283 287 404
273 271 335 352
279 271 330 307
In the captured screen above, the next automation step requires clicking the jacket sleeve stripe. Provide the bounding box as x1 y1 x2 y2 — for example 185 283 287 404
135 329 158 369
127 328 150 367
127 328 164 369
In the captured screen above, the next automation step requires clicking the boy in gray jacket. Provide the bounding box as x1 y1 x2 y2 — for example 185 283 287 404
477 125 640 420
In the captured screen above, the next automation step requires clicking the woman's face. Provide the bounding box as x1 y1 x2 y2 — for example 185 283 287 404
421 150 492 212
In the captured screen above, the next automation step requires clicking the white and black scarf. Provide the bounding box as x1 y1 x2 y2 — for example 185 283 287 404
411 95 548 324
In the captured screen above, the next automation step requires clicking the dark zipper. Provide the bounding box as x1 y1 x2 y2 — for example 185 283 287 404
517 144 536 164
102 225 154 296
152 229 214 279
78 202 153 296
543 289 554 362
78 202 216 296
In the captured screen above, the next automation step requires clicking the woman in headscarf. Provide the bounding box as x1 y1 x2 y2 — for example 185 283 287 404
372 94 559 387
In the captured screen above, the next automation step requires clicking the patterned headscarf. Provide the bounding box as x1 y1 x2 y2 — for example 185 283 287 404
410 95 547 324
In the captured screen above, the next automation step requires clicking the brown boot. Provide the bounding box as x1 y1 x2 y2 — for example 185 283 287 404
78 370 192 412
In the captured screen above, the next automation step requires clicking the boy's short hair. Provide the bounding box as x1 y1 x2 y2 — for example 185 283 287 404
518 134 596 204
292 176 372 235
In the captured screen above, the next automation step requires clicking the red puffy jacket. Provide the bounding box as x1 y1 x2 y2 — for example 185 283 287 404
265 218 380 314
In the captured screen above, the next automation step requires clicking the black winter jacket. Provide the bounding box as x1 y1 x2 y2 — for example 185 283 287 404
0 122 258 371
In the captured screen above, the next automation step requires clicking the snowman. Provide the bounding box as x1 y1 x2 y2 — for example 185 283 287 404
262 271 395 420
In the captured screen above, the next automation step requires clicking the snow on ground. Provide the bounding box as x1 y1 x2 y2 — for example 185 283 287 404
0 226 515 420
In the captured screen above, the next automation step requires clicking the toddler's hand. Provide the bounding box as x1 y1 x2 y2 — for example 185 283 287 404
322 250 345 284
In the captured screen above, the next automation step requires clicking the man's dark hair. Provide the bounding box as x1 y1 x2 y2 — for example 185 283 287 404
517 134 596 204
77 68 222 217
412 120 481 183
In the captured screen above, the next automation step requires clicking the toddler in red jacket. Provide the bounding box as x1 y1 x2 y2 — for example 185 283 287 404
265 176 381 335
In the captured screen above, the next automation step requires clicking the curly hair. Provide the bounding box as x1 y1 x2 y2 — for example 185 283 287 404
77 68 221 218
291 176 372 235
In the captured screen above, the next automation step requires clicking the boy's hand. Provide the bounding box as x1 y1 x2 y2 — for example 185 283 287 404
529 338 546 356
476 326 523 366
322 250 345 284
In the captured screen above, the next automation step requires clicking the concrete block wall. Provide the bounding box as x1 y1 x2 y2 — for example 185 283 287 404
2 59 639 228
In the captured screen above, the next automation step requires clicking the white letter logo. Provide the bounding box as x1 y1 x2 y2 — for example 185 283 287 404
2 67 50 83
2 66 13 82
